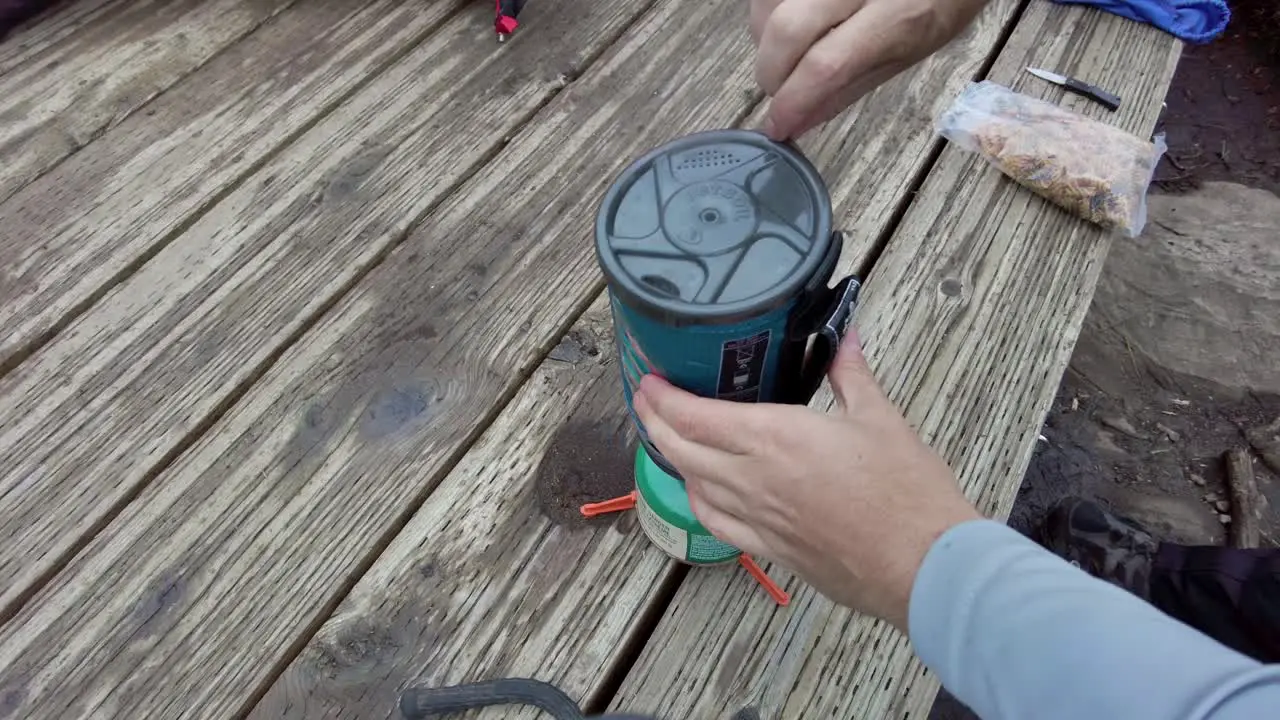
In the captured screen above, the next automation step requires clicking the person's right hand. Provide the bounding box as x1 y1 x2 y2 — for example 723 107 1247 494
633 331 981 630
749 0 990 140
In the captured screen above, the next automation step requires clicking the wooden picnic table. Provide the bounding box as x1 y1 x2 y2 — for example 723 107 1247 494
0 0 1180 717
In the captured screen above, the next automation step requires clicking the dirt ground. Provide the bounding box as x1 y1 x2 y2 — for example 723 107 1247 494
1013 0 1280 568
1154 0 1280 196
931 2 1280 717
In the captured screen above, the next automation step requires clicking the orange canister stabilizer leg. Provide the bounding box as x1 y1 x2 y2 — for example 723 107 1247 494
739 555 790 606
580 491 638 518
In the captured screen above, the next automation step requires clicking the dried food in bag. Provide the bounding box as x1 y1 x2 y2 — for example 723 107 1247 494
935 81 1167 237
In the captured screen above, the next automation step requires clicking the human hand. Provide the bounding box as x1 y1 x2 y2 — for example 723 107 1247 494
632 331 980 629
749 0 990 140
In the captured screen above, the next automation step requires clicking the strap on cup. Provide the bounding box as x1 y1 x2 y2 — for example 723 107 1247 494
777 230 861 405
791 275 860 404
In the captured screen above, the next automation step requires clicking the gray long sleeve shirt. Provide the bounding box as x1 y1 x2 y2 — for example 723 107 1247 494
910 520 1280 719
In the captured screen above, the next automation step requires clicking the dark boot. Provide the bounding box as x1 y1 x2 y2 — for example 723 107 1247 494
1039 496 1159 599
1040 496 1280 664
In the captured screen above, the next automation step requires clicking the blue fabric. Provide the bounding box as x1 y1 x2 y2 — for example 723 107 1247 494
1049 0 1230 44
910 520 1280 720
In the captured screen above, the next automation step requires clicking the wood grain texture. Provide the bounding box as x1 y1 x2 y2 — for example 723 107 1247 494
0 0 298 204
611 6 1183 720
0 0 118 74
0 0 654 629
239 1 1037 717
0 0 764 716
249 299 670 720
0 0 1026 713
0 0 471 373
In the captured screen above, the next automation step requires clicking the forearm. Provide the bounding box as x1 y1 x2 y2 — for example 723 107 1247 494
909 520 1280 719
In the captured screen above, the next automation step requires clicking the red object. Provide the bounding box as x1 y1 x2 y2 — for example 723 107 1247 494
495 14 518 35
580 491 637 518
739 555 790 606
495 0 519 38
579 491 790 607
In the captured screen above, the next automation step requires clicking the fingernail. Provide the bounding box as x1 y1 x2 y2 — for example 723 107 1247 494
636 374 655 398
761 115 779 139
632 386 650 417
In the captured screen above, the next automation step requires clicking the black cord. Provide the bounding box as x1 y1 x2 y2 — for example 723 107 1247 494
401 678 583 719
400 677 763 720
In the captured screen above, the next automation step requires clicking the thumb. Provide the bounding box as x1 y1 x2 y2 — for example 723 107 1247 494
826 327 878 411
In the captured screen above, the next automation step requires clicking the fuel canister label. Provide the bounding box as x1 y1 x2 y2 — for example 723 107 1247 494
687 533 740 564
636 488 741 565
716 331 771 402
635 488 687 560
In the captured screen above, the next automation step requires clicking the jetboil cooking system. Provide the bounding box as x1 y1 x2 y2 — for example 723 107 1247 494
394 131 857 716
580 129 861 604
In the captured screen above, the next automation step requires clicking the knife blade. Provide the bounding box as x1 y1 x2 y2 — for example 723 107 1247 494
1026 67 1121 112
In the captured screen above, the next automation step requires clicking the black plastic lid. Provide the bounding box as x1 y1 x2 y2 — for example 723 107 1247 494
595 129 833 323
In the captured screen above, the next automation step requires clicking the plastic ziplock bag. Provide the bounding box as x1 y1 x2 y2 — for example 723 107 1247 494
936 81 1167 238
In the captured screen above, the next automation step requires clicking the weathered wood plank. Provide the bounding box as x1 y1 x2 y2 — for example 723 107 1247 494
250 298 663 719
0 0 1025 616
238 2 1039 718
0 0 656 624
0 0 1031 717
0 0 471 373
0 0 763 715
0 0 117 74
610 6 1183 720
0 0 300 203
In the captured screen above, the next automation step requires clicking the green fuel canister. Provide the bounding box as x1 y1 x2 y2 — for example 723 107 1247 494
592 129 861 566
631 445 741 564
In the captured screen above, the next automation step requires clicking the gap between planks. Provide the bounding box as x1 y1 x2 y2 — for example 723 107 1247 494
0 0 120 73
0 0 300 205
272 0 1018 717
0 0 662 627
0 0 484 379
0 0 747 716
0 0 1013 714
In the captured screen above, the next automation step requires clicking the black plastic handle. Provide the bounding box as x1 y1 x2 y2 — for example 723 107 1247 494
791 275 861 404
1063 75 1121 112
